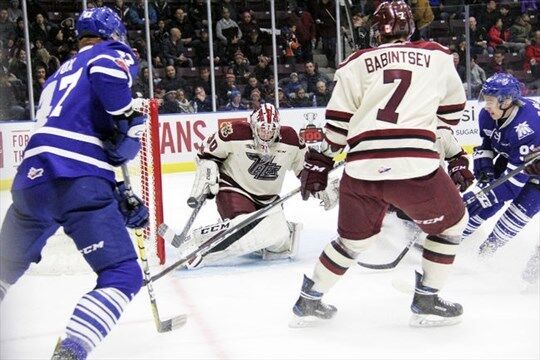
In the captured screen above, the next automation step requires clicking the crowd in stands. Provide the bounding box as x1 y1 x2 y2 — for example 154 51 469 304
0 0 538 119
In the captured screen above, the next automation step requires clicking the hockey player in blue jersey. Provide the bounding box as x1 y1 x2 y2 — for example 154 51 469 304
0 8 150 360
462 73 540 261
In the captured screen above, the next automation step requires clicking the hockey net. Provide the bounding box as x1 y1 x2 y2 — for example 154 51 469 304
28 99 165 275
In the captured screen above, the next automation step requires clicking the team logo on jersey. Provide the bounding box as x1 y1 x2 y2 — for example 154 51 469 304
246 153 281 180
114 58 129 72
514 121 534 140
220 122 234 138
27 167 44 180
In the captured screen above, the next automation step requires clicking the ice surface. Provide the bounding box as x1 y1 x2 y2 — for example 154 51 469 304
1 172 538 359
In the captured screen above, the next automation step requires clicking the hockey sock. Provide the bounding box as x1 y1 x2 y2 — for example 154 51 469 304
485 203 532 248
421 235 459 289
312 239 357 294
461 215 485 239
62 287 131 356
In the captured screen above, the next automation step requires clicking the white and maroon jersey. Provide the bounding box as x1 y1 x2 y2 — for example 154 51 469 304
435 122 465 167
324 41 466 180
198 121 307 205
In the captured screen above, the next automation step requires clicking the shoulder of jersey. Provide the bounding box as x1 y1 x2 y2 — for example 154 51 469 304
98 40 135 56
279 125 304 148
218 121 253 141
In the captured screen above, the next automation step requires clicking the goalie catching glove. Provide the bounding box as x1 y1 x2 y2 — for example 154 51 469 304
300 149 334 200
190 158 220 200
114 181 149 229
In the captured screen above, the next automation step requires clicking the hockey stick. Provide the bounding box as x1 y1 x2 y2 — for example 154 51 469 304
120 165 187 332
159 192 208 248
149 162 345 284
356 153 540 270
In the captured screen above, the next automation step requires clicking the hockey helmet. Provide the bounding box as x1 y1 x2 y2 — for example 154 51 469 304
480 73 523 104
250 103 281 153
76 7 127 43
370 0 415 46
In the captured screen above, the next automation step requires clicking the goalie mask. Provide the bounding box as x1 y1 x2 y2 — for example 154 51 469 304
250 103 281 154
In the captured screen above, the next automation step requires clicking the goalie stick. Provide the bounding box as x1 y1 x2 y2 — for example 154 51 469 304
120 165 187 332
356 152 540 270
150 162 345 284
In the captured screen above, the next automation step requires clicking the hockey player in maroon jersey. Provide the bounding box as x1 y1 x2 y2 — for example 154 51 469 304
179 103 338 268
290 0 468 327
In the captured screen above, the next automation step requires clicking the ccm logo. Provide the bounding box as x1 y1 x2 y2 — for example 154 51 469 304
414 216 444 225
80 241 105 255
304 163 327 172
201 223 230 234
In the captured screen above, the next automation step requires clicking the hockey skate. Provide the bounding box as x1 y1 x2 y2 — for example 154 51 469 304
51 337 88 360
478 236 503 259
289 275 337 328
410 271 463 327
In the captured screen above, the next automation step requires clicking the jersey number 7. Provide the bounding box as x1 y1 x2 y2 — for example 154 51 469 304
376 69 412 124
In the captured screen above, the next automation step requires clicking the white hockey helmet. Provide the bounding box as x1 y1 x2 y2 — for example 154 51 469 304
250 103 281 153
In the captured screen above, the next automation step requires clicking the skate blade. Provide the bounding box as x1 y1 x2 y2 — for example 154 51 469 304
288 314 328 328
409 313 462 327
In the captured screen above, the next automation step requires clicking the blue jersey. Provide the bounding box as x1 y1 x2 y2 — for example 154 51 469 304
12 40 138 190
476 98 540 198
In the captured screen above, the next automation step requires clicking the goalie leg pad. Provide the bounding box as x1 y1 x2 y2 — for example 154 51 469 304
260 222 303 260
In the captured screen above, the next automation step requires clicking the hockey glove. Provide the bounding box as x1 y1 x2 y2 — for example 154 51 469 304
190 158 220 200
473 149 495 183
447 155 474 192
114 181 149 229
300 149 334 201
463 187 499 218
524 150 540 176
104 116 146 166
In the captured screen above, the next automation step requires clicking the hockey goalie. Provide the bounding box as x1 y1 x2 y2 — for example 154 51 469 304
178 103 338 268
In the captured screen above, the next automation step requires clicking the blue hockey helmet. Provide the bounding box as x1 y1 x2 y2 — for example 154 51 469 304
76 7 127 43
480 73 522 104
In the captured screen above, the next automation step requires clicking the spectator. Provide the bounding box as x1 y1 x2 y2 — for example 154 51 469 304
191 67 211 95
280 22 301 64
291 6 316 62
238 11 259 37
521 0 537 14
302 61 332 94
469 55 487 97
30 13 57 49
35 48 60 77
284 72 304 98
192 85 212 112
128 0 157 30
410 0 434 41
32 64 46 104
177 88 195 113
132 67 151 98
192 28 224 66
111 0 130 22
314 0 337 68
277 88 293 108
242 75 263 100
261 75 276 99
290 87 312 108
158 65 190 93
230 51 251 83
488 18 509 51
216 7 242 46
253 55 272 83
350 8 370 50
218 73 238 105
524 30 539 76
313 80 331 107
190 0 208 30
452 52 466 82
497 4 512 32
218 0 239 22
478 0 498 33
242 29 267 65
55 17 77 61
468 16 489 56
161 90 182 114
509 13 532 49
151 19 168 68
248 88 264 110
487 49 508 76
153 0 172 21
438 0 463 21
13 16 24 44
224 89 247 111
8 48 27 83
167 7 194 45
0 68 25 120
163 28 193 67
7 1 22 23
